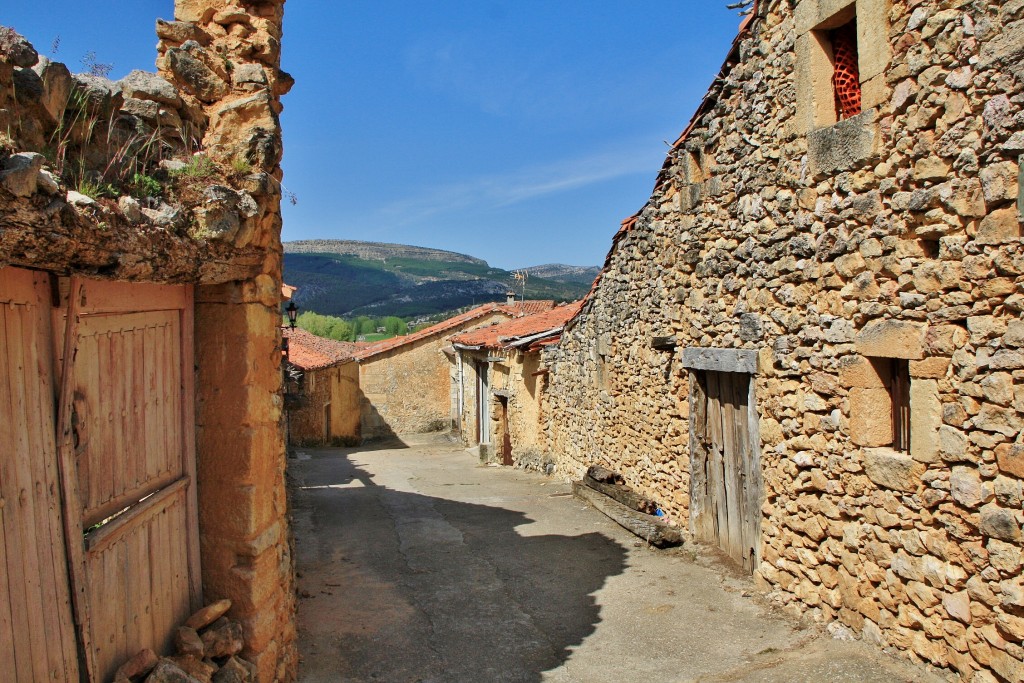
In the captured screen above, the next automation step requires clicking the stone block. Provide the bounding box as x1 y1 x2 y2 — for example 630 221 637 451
863 448 926 492
855 320 926 359
950 467 983 508
910 379 940 463
925 325 968 355
979 503 1021 541
808 110 879 179
850 388 892 446
996 443 1024 478
976 207 1021 245
909 357 948 379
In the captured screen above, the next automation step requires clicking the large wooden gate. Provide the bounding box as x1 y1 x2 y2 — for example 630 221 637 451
689 369 763 573
1 267 200 682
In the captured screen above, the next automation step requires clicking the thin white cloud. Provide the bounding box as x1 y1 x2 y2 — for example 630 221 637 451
374 140 665 226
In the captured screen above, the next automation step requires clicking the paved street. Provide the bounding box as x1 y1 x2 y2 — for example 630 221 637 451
291 435 948 683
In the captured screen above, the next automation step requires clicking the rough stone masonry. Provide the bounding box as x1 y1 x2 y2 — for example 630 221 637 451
545 1 1024 681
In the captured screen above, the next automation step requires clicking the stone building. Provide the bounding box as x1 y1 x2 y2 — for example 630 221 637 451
545 0 1024 680
283 328 362 446
452 302 581 467
354 298 555 440
0 0 296 680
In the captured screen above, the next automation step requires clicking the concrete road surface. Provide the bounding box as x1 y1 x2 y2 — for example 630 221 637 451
291 434 949 683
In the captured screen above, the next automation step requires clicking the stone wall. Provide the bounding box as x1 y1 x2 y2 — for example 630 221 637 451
289 361 361 446
358 311 510 439
159 2 297 680
459 350 551 469
546 1 1024 680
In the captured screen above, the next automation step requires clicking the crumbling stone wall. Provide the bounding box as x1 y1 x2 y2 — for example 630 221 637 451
157 2 296 680
546 1 1024 680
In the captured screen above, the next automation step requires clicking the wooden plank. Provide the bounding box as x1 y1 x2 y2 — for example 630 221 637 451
23 283 74 682
744 376 763 574
720 372 743 564
54 278 97 683
75 280 187 316
84 478 188 553
30 273 80 682
704 371 727 546
180 287 202 611
688 370 710 541
144 324 158 484
6 301 51 683
0 500 17 683
0 303 36 682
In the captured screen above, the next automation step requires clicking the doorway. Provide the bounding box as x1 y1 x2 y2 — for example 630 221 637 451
689 369 762 573
476 361 490 444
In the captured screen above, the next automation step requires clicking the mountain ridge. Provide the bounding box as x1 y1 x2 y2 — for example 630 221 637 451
283 240 597 319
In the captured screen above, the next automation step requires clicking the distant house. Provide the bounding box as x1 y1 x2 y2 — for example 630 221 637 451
353 297 556 440
283 329 363 446
451 302 582 468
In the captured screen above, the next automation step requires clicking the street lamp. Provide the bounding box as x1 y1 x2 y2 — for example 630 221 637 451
286 301 298 329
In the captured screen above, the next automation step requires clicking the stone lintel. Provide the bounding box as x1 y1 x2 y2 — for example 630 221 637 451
681 347 759 375
855 319 927 360
807 109 879 179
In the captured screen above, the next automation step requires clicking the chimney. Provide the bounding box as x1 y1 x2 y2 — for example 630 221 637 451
506 291 516 305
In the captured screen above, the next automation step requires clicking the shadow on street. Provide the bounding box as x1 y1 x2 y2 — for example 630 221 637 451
292 447 627 683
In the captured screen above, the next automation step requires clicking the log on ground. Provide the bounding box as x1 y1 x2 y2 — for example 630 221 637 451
573 481 683 548
582 474 658 515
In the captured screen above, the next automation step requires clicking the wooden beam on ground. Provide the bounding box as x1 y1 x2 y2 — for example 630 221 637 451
582 475 658 515
573 481 683 548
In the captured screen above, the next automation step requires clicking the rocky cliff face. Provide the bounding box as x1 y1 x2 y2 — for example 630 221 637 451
286 239 488 264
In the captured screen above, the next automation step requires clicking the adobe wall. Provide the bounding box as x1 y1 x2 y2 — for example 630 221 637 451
289 362 361 445
546 1 1024 680
359 312 510 439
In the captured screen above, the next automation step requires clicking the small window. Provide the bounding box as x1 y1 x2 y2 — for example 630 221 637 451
828 19 861 120
888 359 910 452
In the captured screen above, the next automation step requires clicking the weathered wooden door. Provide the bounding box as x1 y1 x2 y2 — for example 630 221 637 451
476 361 490 444
0 268 80 683
689 370 762 573
64 279 201 682
498 397 512 466
1 267 200 682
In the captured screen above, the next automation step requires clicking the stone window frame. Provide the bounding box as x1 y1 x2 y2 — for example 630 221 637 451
794 0 891 134
846 320 941 465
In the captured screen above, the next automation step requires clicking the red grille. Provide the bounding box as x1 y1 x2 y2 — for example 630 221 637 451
831 25 861 119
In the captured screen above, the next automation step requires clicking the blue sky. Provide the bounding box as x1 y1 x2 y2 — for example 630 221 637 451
5 2 742 269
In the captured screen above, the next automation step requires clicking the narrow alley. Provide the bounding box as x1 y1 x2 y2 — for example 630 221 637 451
291 435 947 683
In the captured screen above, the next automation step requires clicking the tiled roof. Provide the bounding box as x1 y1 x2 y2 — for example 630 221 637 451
451 301 582 349
284 328 360 370
352 300 556 360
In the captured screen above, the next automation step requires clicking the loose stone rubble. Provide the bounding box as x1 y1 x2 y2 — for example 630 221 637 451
111 600 256 683
544 1 1024 681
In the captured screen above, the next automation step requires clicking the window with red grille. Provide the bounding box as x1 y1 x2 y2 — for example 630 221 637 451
829 22 861 119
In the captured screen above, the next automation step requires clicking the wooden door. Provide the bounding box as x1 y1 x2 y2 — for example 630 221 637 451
689 370 762 573
64 279 201 682
0 268 80 683
498 397 512 466
476 361 490 444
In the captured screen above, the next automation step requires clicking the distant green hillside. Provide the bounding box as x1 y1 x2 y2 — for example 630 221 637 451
283 242 595 318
